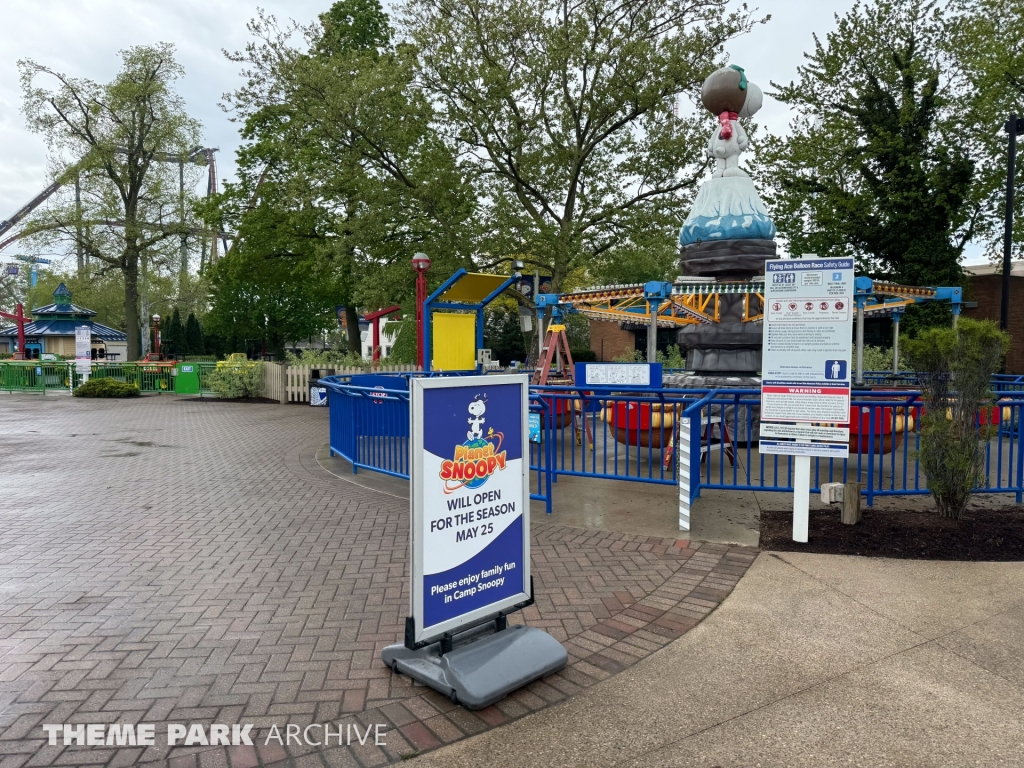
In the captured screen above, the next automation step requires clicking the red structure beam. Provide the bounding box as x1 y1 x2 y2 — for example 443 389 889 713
364 305 401 364
0 303 28 359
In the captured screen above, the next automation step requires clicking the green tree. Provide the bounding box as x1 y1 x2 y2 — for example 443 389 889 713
949 0 1024 260
401 0 760 290
25 266 206 339
0 264 27 315
184 312 205 355
484 305 527 366
905 318 1009 519
19 44 205 359
205 239 337 358
756 0 984 294
161 307 184 356
209 1 476 355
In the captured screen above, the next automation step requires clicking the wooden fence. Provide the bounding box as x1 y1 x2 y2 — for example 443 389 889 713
263 363 417 404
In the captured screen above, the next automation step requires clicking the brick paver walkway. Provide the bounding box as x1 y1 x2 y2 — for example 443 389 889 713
0 396 754 767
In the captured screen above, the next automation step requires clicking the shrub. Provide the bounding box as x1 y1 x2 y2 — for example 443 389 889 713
206 360 265 399
663 344 685 369
74 377 140 398
904 318 1010 519
855 345 905 375
612 345 685 367
613 348 646 363
570 348 597 363
285 349 369 369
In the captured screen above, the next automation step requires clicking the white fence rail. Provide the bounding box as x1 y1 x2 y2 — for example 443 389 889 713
281 364 417 404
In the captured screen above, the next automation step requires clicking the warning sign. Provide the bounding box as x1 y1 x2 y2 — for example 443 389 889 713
761 258 854 427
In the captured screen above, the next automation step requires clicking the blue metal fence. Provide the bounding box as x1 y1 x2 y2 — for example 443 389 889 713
529 386 707 486
681 388 1024 506
322 374 554 512
320 372 1024 514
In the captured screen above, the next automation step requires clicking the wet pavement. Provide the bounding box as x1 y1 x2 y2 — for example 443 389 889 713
0 395 755 767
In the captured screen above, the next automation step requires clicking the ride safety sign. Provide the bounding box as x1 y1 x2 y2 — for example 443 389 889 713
761 258 854 427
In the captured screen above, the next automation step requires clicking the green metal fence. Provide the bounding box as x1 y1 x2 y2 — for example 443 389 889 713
89 363 174 392
0 360 220 394
0 362 79 392
195 362 219 394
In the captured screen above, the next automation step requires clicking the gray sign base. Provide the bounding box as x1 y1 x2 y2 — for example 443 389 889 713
381 624 567 710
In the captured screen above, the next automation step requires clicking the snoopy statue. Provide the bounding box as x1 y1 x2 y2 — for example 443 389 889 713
467 395 487 441
702 65 763 179
678 64 775 246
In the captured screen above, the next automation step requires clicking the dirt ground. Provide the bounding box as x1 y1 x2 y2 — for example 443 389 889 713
761 501 1024 560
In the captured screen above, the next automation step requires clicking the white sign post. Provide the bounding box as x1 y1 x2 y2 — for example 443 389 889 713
761 258 854 542
74 326 92 382
381 374 566 709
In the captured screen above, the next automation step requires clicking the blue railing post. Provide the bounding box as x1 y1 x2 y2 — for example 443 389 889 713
1016 401 1024 503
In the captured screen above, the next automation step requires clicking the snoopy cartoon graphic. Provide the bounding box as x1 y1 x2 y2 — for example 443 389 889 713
467 395 487 441
700 64 763 178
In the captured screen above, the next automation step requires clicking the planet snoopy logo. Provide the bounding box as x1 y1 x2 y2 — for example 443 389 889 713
439 394 507 493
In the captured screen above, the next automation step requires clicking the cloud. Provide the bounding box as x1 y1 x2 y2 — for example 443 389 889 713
0 0 327 249
2 1 879 259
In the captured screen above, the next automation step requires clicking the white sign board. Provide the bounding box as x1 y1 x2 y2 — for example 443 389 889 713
75 326 91 359
760 423 850 442
410 374 531 644
760 440 849 459
761 258 854 425
75 326 92 375
579 363 659 388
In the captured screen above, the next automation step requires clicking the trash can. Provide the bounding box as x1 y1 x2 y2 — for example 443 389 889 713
309 368 333 406
174 362 201 395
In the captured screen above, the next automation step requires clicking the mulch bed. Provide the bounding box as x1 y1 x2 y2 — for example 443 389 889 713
760 504 1024 560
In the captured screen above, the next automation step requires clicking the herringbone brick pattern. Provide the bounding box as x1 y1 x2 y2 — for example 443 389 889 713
0 396 754 767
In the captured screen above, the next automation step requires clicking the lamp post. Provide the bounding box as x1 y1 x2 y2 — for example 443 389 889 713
411 252 431 369
1001 114 1024 331
152 314 161 357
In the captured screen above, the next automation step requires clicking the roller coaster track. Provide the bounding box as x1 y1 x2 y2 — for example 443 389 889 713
563 277 953 328
0 146 222 256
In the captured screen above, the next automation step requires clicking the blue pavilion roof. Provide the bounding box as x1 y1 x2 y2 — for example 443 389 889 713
30 302 96 317
0 318 127 341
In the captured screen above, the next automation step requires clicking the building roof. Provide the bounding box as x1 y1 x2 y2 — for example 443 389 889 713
30 302 96 317
0 282 125 340
0 318 127 341
964 261 1024 277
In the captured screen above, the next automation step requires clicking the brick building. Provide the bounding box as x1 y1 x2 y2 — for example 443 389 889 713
963 262 1024 373
589 319 636 361
588 319 681 362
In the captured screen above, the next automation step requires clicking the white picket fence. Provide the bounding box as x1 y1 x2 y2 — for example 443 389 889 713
263 362 417 404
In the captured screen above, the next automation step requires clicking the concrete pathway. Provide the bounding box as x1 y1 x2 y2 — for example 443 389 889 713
409 552 1024 768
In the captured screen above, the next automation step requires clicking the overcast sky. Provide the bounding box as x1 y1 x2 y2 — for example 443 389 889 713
18 1 979 265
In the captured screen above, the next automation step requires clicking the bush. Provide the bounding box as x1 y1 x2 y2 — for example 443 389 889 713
285 349 369 369
74 378 140 398
904 318 1010 519
613 348 646 363
570 348 597 363
206 360 265 399
612 345 685 367
663 344 685 369
855 345 905 375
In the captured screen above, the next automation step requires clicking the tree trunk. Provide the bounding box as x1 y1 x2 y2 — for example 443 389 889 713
124 254 141 361
346 305 361 354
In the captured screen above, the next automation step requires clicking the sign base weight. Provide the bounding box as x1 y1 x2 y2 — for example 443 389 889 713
381 622 567 710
